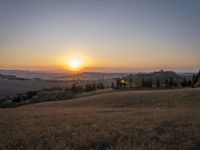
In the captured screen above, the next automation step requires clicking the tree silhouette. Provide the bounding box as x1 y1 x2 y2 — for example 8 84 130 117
141 78 145 87
148 78 152 87
165 78 169 87
71 83 76 93
198 70 200 78
129 76 133 87
181 78 187 87
111 82 114 88
85 83 96 92
156 78 160 87
174 80 178 87
116 78 121 88
192 74 198 84
169 77 174 87
187 79 192 87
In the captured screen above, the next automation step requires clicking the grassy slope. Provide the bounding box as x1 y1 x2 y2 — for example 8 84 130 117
32 88 200 108
0 88 200 149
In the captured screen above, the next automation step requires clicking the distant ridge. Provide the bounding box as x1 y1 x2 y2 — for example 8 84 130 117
125 70 182 85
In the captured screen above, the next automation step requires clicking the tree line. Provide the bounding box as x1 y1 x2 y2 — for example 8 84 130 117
114 70 200 89
12 82 105 104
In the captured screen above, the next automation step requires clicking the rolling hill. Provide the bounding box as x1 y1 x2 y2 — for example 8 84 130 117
32 88 200 108
0 88 200 149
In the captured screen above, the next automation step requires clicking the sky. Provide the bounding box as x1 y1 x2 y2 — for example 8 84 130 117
0 0 200 72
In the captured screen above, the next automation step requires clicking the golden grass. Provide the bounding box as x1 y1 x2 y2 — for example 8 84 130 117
0 88 200 149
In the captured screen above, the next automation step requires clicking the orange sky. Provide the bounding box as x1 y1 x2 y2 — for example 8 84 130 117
0 1 200 72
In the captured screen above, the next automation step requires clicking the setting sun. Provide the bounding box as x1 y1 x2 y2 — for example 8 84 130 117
57 53 92 72
68 59 81 70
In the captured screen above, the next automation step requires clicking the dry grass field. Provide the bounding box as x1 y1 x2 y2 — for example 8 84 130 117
0 88 200 149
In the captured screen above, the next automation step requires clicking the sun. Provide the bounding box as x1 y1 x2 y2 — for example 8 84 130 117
58 54 91 71
69 59 81 70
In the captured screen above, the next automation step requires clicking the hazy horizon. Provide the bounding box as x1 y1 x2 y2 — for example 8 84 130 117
1 0 200 72
0 67 198 74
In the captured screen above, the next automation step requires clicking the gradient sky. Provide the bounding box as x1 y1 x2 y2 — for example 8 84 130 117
0 0 200 72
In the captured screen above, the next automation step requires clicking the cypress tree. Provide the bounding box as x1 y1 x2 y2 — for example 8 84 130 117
187 79 192 87
111 82 114 88
149 78 152 87
156 78 160 87
141 78 145 87
165 78 169 87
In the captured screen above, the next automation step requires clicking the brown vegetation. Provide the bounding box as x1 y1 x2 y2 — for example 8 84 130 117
0 88 200 149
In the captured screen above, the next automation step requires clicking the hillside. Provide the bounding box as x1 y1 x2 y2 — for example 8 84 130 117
0 88 200 149
32 88 200 108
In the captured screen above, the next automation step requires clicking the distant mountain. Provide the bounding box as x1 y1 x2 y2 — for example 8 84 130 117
0 74 28 80
0 70 127 81
0 70 65 80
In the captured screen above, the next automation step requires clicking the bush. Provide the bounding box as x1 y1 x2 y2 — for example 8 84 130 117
85 83 96 92
26 91 38 99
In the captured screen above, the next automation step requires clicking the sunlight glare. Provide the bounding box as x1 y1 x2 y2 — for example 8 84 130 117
69 59 81 70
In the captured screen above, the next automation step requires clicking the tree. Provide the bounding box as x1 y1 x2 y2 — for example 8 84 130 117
13 95 21 103
129 77 133 87
198 70 200 77
181 78 187 87
93 82 96 90
141 78 145 87
191 81 195 88
65 87 69 91
71 83 83 93
85 83 95 92
111 82 114 88
192 74 198 84
100 83 104 89
156 78 160 87
71 83 76 93
26 91 38 99
116 78 121 88
148 78 152 87
174 80 178 87
169 77 174 87
187 79 192 87
165 78 169 87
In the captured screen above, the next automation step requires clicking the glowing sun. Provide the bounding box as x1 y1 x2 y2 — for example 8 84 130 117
69 59 81 70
